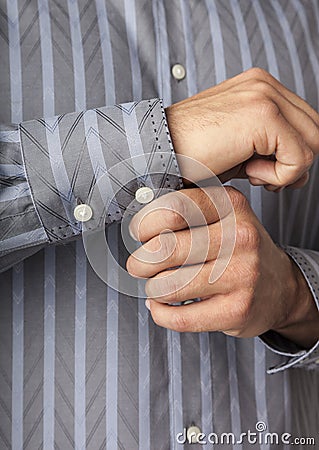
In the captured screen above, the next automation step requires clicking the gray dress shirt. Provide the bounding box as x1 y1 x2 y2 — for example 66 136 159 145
0 1 319 449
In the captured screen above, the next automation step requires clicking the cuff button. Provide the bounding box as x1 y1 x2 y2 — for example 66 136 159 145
135 186 154 204
74 204 93 222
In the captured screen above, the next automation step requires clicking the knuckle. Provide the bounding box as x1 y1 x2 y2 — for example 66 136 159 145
164 233 179 260
248 254 261 284
146 235 162 253
257 98 280 119
170 311 189 332
244 89 279 118
150 308 162 327
236 221 260 249
163 276 179 299
225 186 249 210
246 67 270 81
231 296 252 328
148 233 176 263
147 274 179 300
251 80 273 96
166 193 187 229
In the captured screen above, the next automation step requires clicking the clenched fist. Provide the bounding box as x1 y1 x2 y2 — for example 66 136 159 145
166 68 319 190
127 187 319 348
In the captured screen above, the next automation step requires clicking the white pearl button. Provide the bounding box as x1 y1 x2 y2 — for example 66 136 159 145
187 425 202 444
74 204 93 222
135 186 154 204
172 63 186 80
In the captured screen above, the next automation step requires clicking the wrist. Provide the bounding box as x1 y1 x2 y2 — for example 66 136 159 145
165 105 211 184
272 255 319 348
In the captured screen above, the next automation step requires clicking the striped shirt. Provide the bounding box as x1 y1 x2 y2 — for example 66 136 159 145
0 0 318 449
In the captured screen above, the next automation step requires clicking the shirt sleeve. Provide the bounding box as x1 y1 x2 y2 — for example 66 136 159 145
259 246 319 373
0 99 182 272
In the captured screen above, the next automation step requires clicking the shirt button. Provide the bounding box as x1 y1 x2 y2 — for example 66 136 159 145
135 186 154 204
187 425 202 444
172 63 186 80
74 204 93 222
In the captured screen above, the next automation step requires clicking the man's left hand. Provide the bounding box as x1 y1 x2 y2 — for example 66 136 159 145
127 187 319 348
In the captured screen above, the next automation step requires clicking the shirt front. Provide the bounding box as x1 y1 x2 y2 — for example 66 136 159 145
0 1 319 449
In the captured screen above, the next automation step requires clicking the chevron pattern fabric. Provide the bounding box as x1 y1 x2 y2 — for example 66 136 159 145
0 0 319 449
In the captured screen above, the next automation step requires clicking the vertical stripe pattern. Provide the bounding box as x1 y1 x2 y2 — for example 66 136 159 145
38 0 55 118
67 5 88 448
106 226 119 448
153 3 184 448
124 0 142 101
179 0 197 97
1 2 319 449
226 339 242 450
138 287 150 450
199 333 213 446
6 0 22 124
11 263 24 450
67 0 86 112
74 240 87 450
205 0 226 83
38 2 56 448
152 0 171 106
43 247 55 450
8 0 24 448
95 0 116 105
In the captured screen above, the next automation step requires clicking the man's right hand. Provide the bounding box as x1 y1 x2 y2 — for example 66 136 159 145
165 67 319 191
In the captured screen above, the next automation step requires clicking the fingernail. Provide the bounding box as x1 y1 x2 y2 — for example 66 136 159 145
145 299 151 310
182 300 194 305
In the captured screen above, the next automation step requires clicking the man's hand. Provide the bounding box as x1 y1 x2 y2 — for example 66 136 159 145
166 68 319 190
127 187 319 348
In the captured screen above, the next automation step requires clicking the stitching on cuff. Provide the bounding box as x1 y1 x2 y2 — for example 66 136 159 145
159 99 184 190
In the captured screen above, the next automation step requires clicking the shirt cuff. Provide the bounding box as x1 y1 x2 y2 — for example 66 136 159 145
0 125 48 257
20 98 182 243
259 246 319 373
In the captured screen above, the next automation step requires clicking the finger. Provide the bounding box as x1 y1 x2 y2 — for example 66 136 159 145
245 115 313 186
286 171 310 189
144 261 231 303
246 157 310 188
263 171 310 191
146 295 240 333
129 186 232 242
218 163 247 183
248 176 268 186
272 96 319 155
127 221 223 278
